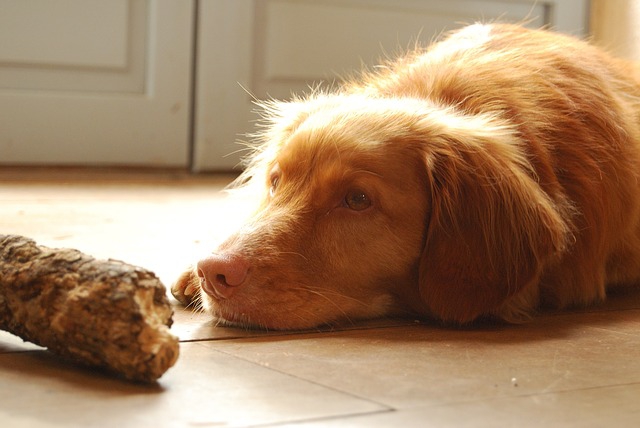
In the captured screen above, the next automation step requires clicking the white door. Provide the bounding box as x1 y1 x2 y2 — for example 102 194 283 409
0 0 590 170
0 0 194 167
192 0 590 171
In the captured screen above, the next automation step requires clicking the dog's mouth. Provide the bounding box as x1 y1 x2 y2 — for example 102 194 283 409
199 292 256 328
201 293 292 330
211 308 256 329
202 291 355 331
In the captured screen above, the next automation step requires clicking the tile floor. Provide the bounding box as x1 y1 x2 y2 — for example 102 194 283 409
1 167 639 427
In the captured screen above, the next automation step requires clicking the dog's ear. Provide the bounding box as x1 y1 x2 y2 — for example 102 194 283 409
417 116 570 323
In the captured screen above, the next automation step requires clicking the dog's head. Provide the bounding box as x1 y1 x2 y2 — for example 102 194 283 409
189 94 570 329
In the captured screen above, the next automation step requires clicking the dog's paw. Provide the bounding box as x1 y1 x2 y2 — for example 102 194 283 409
171 268 200 306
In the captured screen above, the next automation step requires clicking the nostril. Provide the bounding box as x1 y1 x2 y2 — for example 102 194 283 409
216 274 229 287
196 253 250 299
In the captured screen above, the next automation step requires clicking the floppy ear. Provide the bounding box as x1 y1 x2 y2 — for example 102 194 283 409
418 120 571 323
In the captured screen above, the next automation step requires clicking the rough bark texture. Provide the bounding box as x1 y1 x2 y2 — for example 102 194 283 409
0 234 179 382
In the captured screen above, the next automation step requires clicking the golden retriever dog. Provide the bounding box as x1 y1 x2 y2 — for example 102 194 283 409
173 23 640 330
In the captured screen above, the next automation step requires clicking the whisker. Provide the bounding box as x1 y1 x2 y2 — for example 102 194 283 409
184 295 202 312
300 285 371 307
290 286 355 326
284 310 316 330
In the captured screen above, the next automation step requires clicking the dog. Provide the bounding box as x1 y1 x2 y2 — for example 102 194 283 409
172 23 640 330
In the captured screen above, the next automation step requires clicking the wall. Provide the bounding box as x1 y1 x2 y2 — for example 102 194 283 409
591 0 640 60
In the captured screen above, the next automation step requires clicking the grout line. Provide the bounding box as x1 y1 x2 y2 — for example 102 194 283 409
198 342 397 412
250 409 397 428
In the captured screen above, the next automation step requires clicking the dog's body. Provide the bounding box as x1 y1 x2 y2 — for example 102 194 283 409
174 24 640 329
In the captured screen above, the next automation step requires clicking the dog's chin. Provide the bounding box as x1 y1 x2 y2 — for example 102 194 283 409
200 294 325 331
209 313 260 330
209 309 332 331
201 290 402 331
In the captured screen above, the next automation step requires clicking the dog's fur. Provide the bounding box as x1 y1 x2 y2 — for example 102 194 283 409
173 23 640 330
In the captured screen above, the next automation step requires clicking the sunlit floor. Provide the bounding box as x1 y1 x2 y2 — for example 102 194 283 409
1 167 639 427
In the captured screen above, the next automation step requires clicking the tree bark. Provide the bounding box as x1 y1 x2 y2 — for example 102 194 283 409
0 234 179 382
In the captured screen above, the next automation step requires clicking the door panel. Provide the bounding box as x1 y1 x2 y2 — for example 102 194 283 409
193 0 590 171
0 0 194 167
258 0 545 99
0 0 129 69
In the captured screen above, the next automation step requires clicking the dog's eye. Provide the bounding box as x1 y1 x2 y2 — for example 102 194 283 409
344 189 372 211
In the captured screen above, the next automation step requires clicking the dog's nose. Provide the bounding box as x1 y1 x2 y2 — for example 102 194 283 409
197 253 249 299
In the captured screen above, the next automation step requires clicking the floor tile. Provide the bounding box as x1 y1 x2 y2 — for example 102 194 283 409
0 342 385 428
280 383 640 427
207 309 640 410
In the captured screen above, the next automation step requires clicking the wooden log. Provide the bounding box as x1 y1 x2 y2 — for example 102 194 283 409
0 234 179 382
